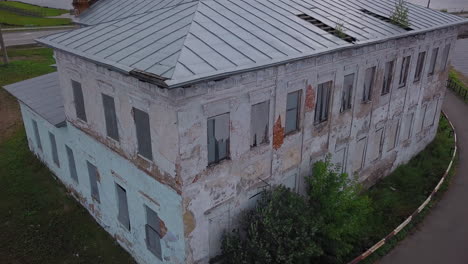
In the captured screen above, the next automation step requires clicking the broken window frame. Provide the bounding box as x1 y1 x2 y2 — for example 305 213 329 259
49 132 60 167
363 66 376 102
441 44 451 71
250 101 270 148
102 93 119 142
133 107 153 161
382 60 395 95
314 81 332 124
428 47 439 76
116 183 131 231
72 80 87 122
207 113 230 165
285 90 301 134
341 73 354 112
414 51 426 82
87 161 100 203
398 56 411 88
32 119 42 151
145 205 162 260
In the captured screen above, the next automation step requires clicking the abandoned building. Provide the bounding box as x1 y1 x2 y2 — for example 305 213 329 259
4 0 468 263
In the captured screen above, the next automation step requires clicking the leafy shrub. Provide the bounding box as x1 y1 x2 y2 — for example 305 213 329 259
390 0 410 28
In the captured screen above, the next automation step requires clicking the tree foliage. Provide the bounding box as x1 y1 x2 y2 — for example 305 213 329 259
221 157 372 264
390 0 410 28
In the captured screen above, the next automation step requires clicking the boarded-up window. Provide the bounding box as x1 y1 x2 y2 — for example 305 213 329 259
414 52 426 82
145 205 162 259
354 137 367 171
428 47 439 75
341 74 354 112
102 94 119 141
314 81 332 124
66 145 78 183
382 60 395 95
401 113 414 141
116 183 130 230
285 90 301 133
208 113 230 165
370 128 384 161
87 161 100 202
363 66 375 102
49 132 59 167
387 120 400 151
441 44 451 71
333 147 347 173
133 108 153 160
251 101 269 147
398 56 411 87
72 80 87 122
32 119 42 151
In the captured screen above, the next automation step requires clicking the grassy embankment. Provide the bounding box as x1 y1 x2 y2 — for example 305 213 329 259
0 1 71 27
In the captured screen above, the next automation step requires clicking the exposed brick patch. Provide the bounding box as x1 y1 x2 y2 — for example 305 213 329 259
159 219 168 238
273 116 284 150
305 84 315 112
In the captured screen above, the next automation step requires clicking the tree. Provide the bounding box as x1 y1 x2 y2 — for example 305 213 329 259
390 0 410 29
307 157 372 264
221 186 321 264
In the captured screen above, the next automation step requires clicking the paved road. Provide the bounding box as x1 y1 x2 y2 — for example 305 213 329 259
3 29 71 47
379 90 468 264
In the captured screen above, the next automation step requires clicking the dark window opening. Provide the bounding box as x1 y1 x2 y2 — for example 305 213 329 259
315 81 332 124
102 94 119 141
414 51 426 82
116 183 130 231
49 132 59 167
428 47 439 76
341 73 354 112
296 13 357 43
363 66 376 102
251 101 269 148
87 161 100 203
285 91 301 134
72 80 87 122
207 113 230 165
145 205 162 259
360 9 412 31
133 108 153 160
398 56 411 87
382 60 395 95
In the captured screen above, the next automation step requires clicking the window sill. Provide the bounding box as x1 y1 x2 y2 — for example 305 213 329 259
250 141 270 150
285 129 300 137
398 84 406 89
207 157 231 168
136 154 154 166
361 100 372 104
314 120 328 128
340 108 352 114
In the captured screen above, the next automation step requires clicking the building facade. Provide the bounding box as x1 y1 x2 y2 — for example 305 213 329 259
5 0 467 263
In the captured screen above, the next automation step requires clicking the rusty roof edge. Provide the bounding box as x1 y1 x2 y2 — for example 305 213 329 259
165 20 468 89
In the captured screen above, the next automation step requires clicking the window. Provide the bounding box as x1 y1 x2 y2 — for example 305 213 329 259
207 113 230 165
32 119 42 151
398 56 411 87
382 60 395 95
66 145 78 183
428 47 439 76
314 81 332 124
251 101 269 147
370 128 384 161
441 44 451 71
285 90 301 133
387 120 400 151
354 137 367 171
49 132 59 167
72 80 87 122
363 66 375 102
87 161 100 202
341 74 354 112
414 52 426 82
145 205 162 259
102 94 119 141
402 113 414 141
133 108 153 160
116 183 130 230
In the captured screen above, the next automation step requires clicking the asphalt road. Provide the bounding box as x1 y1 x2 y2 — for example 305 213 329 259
3 29 71 47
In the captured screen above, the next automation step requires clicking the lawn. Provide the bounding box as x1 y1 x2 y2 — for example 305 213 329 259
0 1 69 17
0 9 72 27
0 46 135 263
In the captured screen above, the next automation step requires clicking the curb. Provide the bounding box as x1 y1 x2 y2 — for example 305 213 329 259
348 111 458 264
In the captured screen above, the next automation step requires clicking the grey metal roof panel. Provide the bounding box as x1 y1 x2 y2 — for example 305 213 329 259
38 0 468 87
4 72 66 127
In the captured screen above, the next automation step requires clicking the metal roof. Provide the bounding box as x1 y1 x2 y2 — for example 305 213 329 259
4 72 66 127
38 0 468 88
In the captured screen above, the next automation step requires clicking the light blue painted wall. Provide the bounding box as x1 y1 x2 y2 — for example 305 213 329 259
20 103 185 264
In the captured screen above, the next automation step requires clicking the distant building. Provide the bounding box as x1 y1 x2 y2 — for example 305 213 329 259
5 0 467 263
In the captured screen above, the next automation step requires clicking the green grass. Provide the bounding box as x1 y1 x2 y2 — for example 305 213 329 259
348 116 455 262
0 130 135 264
0 9 71 27
448 69 468 102
0 47 57 86
0 1 68 17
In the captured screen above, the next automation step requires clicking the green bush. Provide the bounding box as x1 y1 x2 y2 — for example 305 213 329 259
307 158 372 264
221 186 321 264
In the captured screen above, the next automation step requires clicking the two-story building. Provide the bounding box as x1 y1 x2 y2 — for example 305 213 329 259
5 0 467 263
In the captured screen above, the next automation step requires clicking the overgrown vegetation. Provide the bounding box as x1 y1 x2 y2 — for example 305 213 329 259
334 21 346 40
448 69 468 102
0 1 71 27
390 0 410 28
221 116 454 264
